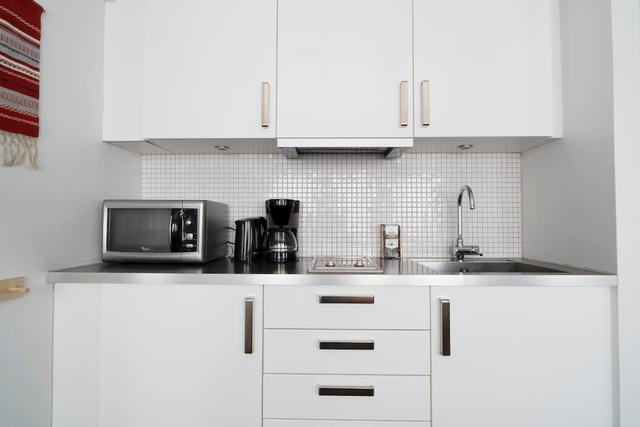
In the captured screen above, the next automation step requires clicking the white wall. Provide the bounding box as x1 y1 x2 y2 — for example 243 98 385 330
0 0 140 425
611 0 640 425
521 0 617 273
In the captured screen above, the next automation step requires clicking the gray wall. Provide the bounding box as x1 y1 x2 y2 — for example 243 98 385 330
522 0 617 273
0 1 140 425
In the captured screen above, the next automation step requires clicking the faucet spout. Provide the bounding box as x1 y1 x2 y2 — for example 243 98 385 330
458 185 475 210
454 185 482 261
456 185 475 247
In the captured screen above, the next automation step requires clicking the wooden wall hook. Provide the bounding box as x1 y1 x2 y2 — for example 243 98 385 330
0 277 29 302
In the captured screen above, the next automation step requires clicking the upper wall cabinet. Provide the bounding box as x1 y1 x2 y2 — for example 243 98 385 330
103 0 562 154
104 0 277 147
103 0 146 142
142 0 277 140
413 0 561 138
111 0 276 140
277 0 414 139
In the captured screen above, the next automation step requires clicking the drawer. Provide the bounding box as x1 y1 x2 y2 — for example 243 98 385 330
264 329 430 375
263 374 430 421
264 286 430 330
264 421 430 427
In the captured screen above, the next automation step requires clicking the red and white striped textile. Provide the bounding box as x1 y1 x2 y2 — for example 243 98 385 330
0 0 43 167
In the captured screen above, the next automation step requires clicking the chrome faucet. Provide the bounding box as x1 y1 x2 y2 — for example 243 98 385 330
454 185 482 261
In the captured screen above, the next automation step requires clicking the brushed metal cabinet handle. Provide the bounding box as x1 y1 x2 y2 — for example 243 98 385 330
318 386 375 397
261 82 270 128
244 297 254 354
400 80 409 127
421 80 430 126
440 298 451 356
319 295 375 304
319 340 375 350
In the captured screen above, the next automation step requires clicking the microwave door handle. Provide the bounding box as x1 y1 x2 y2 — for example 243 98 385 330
170 209 183 252
168 212 173 246
169 211 175 252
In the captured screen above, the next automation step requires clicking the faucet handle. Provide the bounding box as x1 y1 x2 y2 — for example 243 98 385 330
453 245 483 260
469 246 483 256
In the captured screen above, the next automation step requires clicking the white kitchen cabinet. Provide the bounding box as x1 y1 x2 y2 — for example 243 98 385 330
103 0 146 143
52 283 262 427
413 0 561 138
142 0 276 139
430 287 615 427
263 285 431 424
277 0 413 139
105 0 563 154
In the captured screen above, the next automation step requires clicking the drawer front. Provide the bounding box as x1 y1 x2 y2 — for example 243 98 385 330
264 421 430 427
265 329 430 375
264 286 430 330
263 374 430 421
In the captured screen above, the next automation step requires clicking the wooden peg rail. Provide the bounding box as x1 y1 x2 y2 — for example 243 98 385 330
0 277 29 303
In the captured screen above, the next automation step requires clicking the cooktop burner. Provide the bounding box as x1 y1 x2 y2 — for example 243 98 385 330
308 257 384 274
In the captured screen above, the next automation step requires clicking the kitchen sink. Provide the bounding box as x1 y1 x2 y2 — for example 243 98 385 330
417 260 568 274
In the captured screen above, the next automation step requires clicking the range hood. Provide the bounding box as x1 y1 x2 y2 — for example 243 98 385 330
278 138 412 159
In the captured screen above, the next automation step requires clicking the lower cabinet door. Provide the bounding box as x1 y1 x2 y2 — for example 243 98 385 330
264 421 430 427
431 287 616 427
263 374 430 421
52 283 263 427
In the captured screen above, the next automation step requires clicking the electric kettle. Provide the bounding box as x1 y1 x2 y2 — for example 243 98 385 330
233 217 267 263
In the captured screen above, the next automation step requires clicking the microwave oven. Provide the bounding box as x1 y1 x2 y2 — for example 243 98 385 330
102 200 229 263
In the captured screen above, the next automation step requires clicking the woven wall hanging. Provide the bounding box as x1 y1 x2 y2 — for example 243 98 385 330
0 0 44 168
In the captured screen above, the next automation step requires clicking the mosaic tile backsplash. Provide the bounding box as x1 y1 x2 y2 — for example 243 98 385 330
141 153 521 258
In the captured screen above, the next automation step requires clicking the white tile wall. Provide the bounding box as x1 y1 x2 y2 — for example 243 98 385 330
141 153 521 258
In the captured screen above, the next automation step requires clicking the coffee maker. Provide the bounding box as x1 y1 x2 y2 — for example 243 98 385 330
265 199 299 263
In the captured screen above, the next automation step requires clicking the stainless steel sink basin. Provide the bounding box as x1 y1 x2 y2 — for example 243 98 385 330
418 260 568 274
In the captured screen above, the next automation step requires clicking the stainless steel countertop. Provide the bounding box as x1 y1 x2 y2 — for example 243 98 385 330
48 258 617 287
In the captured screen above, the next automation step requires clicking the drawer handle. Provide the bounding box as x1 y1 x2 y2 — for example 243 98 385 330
244 297 254 354
319 340 375 350
440 298 451 356
319 295 375 304
318 386 374 397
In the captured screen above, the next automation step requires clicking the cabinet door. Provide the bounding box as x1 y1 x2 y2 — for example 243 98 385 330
430 287 615 427
414 0 560 137
277 0 413 138
143 0 276 139
103 0 145 142
53 284 262 427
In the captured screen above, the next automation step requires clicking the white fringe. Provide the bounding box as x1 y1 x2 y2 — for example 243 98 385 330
0 130 37 168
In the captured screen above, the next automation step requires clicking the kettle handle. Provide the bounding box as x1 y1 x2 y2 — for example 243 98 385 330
259 216 268 249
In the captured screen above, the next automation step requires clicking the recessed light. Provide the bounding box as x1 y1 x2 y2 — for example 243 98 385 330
214 145 230 151
457 144 474 151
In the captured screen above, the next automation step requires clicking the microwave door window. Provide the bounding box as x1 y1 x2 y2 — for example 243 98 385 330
108 209 174 252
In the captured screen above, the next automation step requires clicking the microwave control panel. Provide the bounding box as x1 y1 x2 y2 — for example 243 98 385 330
182 209 198 252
